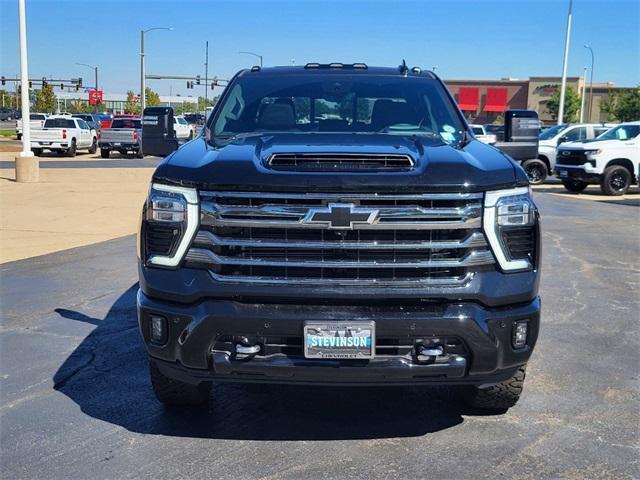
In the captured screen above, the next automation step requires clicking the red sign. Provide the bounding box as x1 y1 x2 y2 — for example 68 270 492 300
89 89 103 106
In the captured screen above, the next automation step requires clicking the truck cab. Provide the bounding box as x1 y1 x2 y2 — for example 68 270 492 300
555 121 640 195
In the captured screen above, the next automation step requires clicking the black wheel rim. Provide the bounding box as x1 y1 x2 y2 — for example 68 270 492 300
528 165 543 183
610 172 627 192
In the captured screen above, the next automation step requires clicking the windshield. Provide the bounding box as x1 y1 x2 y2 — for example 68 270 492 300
110 119 141 129
44 118 75 128
471 126 484 135
177 117 188 125
539 124 567 140
597 124 640 141
210 73 465 145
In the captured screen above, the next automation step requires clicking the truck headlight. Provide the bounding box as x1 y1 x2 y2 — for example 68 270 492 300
144 183 199 267
585 149 602 159
484 187 538 271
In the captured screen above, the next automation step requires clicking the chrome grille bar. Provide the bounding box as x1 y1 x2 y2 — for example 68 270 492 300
193 230 487 250
185 248 494 269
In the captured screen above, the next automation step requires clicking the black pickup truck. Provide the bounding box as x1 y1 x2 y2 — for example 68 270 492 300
137 64 541 411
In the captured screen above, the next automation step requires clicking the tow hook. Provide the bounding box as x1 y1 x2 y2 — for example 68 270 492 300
235 340 261 359
416 345 443 362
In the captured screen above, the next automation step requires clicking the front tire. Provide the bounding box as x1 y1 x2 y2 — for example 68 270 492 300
466 365 526 411
136 148 144 159
88 138 97 154
100 148 110 158
600 165 631 196
562 179 588 193
17 133 22 141
149 360 211 406
32 148 42 156
522 159 548 185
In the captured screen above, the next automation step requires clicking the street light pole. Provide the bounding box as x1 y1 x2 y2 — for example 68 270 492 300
15 0 37 183
238 51 263 67
584 45 595 121
579 66 588 123
557 0 573 125
140 26 173 114
76 63 99 113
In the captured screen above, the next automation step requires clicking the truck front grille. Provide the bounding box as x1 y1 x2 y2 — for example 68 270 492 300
185 191 495 286
557 150 590 166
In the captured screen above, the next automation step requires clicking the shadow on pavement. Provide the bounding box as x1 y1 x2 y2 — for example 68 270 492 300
52 285 482 441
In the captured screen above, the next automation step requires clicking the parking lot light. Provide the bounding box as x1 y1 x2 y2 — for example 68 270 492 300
15 0 37 183
140 26 173 113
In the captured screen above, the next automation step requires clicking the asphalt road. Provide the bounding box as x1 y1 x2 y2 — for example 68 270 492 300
1 192 638 480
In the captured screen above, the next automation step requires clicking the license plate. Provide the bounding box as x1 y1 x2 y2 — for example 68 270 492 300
113 142 121 146
304 322 375 359
559 170 568 178
41 142 50 145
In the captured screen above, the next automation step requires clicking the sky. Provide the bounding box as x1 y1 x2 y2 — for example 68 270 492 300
0 0 638 98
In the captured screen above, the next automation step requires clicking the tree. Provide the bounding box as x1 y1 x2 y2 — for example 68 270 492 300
33 83 56 113
124 90 140 115
0 90 15 109
68 100 92 114
601 87 640 122
546 87 580 122
145 87 160 107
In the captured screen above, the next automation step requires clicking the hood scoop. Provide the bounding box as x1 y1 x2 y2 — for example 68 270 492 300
266 152 416 172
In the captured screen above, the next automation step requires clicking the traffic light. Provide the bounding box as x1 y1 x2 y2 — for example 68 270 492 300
186 81 193 89
1 76 5 86
211 82 215 90
42 78 48 87
60 83 64 90
75 83 80 91
196 75 201 85
29 81 32 89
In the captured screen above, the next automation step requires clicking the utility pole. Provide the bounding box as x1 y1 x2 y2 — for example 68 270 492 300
558 0 573 125
15 0 37 182
204 41 209 112
579 66 588 123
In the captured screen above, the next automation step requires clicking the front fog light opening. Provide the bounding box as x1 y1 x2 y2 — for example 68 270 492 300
512 321 528 349
150 315 168 344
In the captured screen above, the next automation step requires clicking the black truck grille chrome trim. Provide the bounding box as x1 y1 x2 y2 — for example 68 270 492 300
267 153 415 171
187 191 494 286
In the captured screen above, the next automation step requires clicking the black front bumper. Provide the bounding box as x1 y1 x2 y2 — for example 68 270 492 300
138 291 540 387
554 166 600 183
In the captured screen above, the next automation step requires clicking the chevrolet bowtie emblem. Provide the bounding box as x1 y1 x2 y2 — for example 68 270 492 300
303 203 379 229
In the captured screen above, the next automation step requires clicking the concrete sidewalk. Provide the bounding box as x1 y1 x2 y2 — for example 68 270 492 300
0 165 154 263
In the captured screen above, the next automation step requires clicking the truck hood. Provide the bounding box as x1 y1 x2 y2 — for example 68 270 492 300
560 139 621 151
153 134 526 193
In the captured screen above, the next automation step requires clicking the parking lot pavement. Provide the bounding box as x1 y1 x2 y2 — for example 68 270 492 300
0 166 155 263
0 191 638 480
533 183 640 205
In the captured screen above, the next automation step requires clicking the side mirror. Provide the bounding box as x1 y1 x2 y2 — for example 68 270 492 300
557 136 568 146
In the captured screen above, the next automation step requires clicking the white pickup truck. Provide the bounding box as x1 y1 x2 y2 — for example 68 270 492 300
531 123 614 184
98 117 143 158
554 121 640 195
30 116 97 156
470 124 497 145
16 113 49 140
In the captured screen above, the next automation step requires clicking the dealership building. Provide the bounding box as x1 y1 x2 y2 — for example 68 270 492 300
445 76 628 125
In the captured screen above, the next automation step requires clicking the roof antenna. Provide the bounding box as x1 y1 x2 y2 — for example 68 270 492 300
399 59 409 76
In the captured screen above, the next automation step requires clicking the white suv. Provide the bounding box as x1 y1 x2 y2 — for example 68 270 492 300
554 121 640 195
